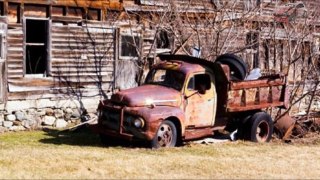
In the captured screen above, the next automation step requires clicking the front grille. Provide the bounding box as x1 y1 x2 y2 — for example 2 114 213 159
101 109 120 130
100 109 134 131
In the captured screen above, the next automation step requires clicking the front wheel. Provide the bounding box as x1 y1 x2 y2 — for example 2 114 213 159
246 112 273 143
151 120 177 148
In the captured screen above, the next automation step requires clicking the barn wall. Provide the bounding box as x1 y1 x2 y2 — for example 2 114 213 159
0 0 319 113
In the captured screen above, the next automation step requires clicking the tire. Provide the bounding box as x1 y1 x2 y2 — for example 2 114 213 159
216 53 248 80
245 112 273 143
151 120 177 148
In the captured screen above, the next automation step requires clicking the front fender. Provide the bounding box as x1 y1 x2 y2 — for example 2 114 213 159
124 106 185 140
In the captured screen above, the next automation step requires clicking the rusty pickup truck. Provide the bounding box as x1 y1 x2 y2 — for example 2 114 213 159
93 54 288 148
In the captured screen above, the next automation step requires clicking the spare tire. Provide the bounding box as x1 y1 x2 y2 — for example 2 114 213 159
216 54 248 80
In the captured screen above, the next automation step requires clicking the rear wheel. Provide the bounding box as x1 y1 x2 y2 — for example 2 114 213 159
216 54 248 80
245 112 273 142
151 120 177 148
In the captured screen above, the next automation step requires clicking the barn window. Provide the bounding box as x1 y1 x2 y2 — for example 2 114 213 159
246 31 259 68
156 30 173 49
25 19 49 76
86 8 101 21
155 29 174 54
119 35 141 59
8 3 21 23
68 7 84 18
52 6 65 16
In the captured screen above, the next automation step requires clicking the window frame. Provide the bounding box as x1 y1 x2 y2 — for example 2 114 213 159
118 32 141 60
23 17 51 77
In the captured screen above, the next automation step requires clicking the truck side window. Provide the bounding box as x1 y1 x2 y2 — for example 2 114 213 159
187 77 195 90
188 74 211 92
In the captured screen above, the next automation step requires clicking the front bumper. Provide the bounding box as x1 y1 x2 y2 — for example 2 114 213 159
94 102 150 141
90 124 134 140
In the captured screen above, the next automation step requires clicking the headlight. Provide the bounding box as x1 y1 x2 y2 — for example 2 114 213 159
133 117 145 128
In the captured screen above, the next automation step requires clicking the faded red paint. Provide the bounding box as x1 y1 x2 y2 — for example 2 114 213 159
111 85 182 107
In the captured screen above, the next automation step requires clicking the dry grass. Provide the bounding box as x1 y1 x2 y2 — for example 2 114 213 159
0 128 320 179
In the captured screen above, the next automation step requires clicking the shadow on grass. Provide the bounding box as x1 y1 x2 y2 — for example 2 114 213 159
39 125 150 148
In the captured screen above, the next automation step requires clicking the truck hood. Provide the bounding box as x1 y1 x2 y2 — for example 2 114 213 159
111 84 182 107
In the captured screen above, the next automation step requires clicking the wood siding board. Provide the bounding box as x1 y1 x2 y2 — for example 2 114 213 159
0 62 5 103
7 25 23 80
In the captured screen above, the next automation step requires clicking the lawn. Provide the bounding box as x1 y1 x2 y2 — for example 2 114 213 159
0 127 319 179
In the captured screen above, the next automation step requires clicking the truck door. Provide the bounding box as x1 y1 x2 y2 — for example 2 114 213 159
184 73 217 127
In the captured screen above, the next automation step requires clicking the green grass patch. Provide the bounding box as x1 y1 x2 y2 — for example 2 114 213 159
0 128 320 179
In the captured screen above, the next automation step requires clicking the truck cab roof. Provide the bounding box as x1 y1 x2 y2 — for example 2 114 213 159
156 54 230 82
153 59 207 75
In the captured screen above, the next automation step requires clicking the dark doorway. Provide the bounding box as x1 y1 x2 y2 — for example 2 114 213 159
25 19 48 75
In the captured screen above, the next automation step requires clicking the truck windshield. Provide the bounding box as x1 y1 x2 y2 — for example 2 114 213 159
145 69 185 91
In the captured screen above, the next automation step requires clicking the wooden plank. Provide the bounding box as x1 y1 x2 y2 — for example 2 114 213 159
52 72 111 76
51 66 114 73
8 77 55 86
7 85 113 100
52 75 113 82
51 15 82 23
51 32 114 38
51 50 114 57
7 26 24 82
51 58 114 63
0 62 5 103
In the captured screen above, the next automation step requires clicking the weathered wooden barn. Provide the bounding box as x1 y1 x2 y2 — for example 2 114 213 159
0 0 319 116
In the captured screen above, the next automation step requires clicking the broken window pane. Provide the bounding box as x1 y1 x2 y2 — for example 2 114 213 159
120 35 140 58
156 30 173 49
87 8 101 21
68 7 84 18
52 6 64 16
8 3 20 23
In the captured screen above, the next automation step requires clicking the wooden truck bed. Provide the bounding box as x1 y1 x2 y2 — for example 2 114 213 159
227 74 288 112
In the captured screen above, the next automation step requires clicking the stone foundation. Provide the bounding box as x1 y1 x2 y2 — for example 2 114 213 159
0 107 84 133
